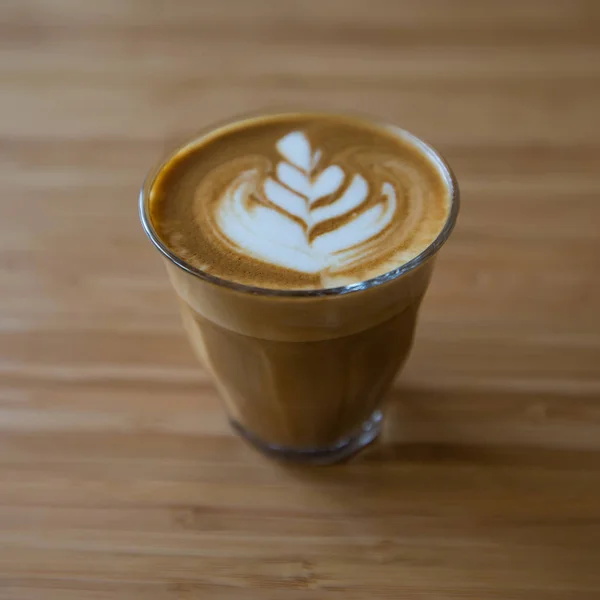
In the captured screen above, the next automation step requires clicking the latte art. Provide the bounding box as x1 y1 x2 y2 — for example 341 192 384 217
209 130 423 275
151 113 452 290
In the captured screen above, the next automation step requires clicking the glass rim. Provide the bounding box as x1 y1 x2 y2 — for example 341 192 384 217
139 110 460 298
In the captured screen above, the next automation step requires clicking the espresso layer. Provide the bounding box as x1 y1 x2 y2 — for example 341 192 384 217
150 113 451 290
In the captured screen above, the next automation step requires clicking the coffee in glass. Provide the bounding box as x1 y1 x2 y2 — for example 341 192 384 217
140 111 458 463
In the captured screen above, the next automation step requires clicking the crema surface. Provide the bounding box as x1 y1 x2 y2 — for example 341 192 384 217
150 113 452 290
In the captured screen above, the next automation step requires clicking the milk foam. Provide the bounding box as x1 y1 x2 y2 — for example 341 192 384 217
215 130 414 274
150 113 452 290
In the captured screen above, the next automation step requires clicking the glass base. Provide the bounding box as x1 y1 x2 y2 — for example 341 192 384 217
230 409 383 465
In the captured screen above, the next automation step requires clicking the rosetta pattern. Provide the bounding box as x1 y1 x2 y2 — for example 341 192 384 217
214 130 400 274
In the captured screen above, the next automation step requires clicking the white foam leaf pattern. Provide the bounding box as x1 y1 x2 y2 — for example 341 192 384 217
311 174 368 223
277 131 312 171
313 183 397 256
309 165 345 205
263 177 308 222
216 171 322 273
214 131 398 274
266 131 366 228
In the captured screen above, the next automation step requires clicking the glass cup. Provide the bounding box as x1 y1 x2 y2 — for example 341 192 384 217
139 112 459 464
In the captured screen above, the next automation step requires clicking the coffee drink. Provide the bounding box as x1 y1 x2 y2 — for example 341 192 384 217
141 112 458 462
151 114 450 290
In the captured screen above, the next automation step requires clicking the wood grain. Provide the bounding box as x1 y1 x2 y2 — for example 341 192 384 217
1 0 600 598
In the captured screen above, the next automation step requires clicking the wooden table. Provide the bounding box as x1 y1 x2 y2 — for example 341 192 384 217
1 1 599 598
